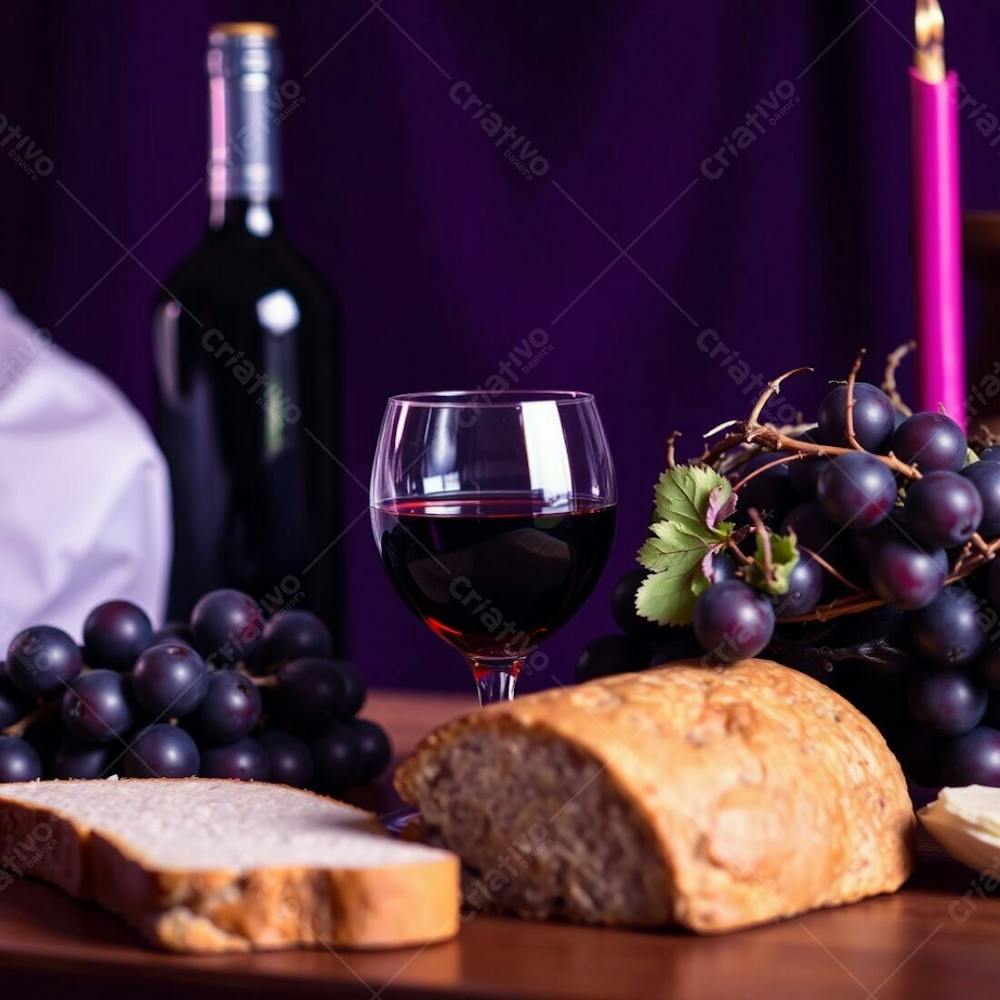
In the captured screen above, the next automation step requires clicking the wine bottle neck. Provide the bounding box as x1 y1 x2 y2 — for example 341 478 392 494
208 196 282 236
206 26 283 208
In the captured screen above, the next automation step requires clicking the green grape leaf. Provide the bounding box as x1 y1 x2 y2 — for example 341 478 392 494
965 448 980 468
636 564 710 628
636 465 738 626
745 528 800 597
653 465 735 534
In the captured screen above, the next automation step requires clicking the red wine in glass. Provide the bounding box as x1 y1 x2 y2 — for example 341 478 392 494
373 495 616 659
371 392 617 705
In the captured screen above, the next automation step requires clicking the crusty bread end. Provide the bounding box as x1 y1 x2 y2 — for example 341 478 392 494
396 659 915 933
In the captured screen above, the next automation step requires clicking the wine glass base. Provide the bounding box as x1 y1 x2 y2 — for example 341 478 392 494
379 805 423 837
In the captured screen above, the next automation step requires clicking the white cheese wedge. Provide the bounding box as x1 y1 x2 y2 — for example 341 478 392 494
919 785 1000 874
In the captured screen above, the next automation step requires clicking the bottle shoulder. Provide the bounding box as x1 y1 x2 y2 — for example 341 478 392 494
155 231 336 312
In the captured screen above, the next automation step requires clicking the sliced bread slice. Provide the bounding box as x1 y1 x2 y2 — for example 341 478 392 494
0 778 459 952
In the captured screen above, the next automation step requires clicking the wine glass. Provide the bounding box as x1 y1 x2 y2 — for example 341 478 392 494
370 391 617 705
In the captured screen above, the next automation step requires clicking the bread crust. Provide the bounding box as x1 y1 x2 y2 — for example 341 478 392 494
396 659 916 932
0 779 460 953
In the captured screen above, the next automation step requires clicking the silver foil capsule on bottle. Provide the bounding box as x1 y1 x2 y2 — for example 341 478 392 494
207 23 283 201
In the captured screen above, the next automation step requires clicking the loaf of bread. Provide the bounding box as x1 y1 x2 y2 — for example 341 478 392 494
396 658 915 932
0 778 460 952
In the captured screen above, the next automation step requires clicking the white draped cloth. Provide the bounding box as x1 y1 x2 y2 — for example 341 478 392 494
0 292 170 651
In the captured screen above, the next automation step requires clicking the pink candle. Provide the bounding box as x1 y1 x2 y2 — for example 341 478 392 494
910 1 966 427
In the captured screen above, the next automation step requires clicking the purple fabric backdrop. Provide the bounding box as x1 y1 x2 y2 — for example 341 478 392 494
0 0 998 694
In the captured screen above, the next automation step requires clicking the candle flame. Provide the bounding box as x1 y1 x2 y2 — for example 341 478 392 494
915 0 945 82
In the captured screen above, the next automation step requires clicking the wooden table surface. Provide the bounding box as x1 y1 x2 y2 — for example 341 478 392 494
0 689 998 1000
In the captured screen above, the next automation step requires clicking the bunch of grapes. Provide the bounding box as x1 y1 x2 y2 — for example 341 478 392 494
577 352 1000 789
0 590 390 796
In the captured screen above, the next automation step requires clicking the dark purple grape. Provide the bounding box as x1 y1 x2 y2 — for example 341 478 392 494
904 471 983 549
610 569 658 638
347 719 392 784
124 724 200 778
782 502 840 552
276 658 347 732
132 643 209 717
335 661 367 718
942 726 1000 786
0 735 42 782
259 730 313 788
21 716 62 769
199 736 269 781
989 560 1000 612
891 412 967 473
51 739 119 779
732 452 796 526
575 635 644 682
984 692 1000 729
82 600 153 672
710 553 737 583
190 589 266 666
692 580 775 663
789 455 828 499
869 541 946 610
6 625 82 697
817 382 895 452
773 554 823 617
255 611 333 674
977 648 1000 692
0 672 31 730
61 669 135 743
817 454 897 529
961 461 1000 537
852 512 914 563
647 629 702 667
909 588 988 665
979 445 1000 463
187 671 262 743
152 621 195 647
309 723 361 795
907 668 987 736
788 429 828 498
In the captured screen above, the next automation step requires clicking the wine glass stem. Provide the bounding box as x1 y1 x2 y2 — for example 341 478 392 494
470 659 521 706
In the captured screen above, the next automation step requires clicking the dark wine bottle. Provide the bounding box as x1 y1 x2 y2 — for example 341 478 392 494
153 23 341 628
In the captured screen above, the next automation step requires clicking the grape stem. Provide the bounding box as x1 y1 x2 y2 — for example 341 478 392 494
882 341 916 418
731 452 805 493
778 538 1000 623
748 509 774 585
666 431 681 470
766 634 908 673
745 367 814 430
798 544 864 594
1 698 58 739
844 350 865 451
744 427 921 479
778 593 888 623
237 669 278 688
725 537 752 566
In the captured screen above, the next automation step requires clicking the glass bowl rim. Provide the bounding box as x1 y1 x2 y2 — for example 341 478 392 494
386 389 596 408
